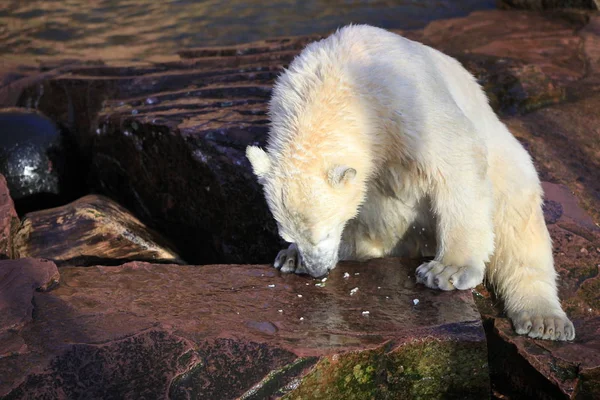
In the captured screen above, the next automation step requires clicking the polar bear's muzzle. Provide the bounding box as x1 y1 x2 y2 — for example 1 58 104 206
297 244 339 278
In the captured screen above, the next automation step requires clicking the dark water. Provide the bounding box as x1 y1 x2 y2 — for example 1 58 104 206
0 0 495 63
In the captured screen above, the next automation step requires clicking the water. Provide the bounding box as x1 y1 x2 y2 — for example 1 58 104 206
0 0 495 63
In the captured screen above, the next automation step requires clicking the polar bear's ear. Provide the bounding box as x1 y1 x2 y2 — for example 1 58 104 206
246 146 272 179
328 165 357 187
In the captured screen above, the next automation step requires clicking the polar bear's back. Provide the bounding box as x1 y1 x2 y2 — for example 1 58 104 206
332 25 499 134
280 25 502 141
329 25 535 178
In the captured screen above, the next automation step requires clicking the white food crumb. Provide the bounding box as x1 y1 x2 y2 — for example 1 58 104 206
350 287 359 296
377 286 381 289
268 284 275 288
413 298 420 305
299 317 304 321
362 311 370 316
354 272 360 276
278 309 283 313
343 272 350 279
321 277 328 282
315 282 326 288
297 294 303 298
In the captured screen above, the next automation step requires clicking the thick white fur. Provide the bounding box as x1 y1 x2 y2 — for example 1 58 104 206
246 25 574 341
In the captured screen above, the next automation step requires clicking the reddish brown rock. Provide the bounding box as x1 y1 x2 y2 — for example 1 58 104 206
0 258 59 358
506 94 600 228
418 10 588 114
0 174 18 259
13 194 184 266
0 258 489 399
497 0 599 10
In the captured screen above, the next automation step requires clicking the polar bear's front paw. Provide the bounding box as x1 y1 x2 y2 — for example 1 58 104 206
273 243 308 275
509 310 575 341
416 260 484 291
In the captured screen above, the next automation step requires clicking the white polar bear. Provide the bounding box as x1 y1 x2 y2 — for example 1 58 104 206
246 25 575 341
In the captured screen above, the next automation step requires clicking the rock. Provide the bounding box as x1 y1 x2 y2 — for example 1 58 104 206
505 96 600 226
497 0 599 10
475 182 600 399
86 38 323 264
418 10 587 114
12 36 326 265
0 258 490 399
0 174 18 259
0 107 85 214
13 194 184 267
0 258 59 358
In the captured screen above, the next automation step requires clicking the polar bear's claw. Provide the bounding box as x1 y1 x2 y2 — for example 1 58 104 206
510 310 575 341
416 260 483 291
274 243 307 274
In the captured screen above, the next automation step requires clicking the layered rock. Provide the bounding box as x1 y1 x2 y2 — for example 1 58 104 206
13 36 325 265
13 194 184 266
0 174 18 259
417 9 588 114
0 258 489 399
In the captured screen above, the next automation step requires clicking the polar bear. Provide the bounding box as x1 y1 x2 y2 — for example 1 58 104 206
246 25 575 341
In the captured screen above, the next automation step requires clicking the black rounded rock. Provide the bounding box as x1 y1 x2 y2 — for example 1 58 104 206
0 108 78 213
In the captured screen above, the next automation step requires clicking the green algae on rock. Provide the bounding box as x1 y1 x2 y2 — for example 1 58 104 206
284 338 489 400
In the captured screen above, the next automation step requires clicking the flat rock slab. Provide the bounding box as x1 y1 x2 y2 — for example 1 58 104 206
0 258 489 399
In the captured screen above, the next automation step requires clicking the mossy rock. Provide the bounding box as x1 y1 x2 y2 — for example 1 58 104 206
285 338 490 400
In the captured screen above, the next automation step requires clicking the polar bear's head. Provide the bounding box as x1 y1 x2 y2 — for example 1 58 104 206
246 145 364 277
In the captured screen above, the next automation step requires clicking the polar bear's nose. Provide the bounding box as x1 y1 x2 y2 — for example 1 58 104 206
298 250 337 279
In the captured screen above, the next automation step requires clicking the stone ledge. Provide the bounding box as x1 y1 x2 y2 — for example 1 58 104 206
0 258 489 399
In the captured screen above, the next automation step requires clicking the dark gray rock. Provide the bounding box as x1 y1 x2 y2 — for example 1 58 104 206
0 108 85 214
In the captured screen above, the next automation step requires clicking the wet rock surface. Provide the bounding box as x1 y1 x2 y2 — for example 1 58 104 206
13 194 184 267
0 108 85 215
0 174 18 259
0 258 489 399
